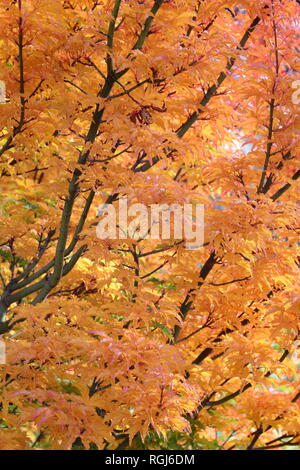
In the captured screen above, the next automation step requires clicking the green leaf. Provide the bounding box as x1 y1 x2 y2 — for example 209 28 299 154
152 321 172 340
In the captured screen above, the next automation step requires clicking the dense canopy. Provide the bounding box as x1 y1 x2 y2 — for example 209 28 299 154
0 0 300 450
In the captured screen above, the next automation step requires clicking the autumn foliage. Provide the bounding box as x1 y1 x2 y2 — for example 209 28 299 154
0 0 300 450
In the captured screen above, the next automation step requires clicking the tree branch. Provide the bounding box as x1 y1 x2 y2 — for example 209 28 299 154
173 251 217 341
132 0 164 51
176 16 261 138
257 5 279 193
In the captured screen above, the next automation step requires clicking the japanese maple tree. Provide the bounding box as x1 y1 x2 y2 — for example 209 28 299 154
0 0 300 450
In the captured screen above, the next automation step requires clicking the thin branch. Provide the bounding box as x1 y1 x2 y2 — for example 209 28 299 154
64 79 88 95
253 438 300 450
140 259 169 279
257 4 279 193
106 0 122 75
87 145 131 163
270 169 300 201
175 313 213 344
28 79 44 100
247 426 263 450
185 0 202 38
0 0 26 158
219 430 237 449
208 276 251 286
138 241 183 258
264 434 295 446
132 0 164 51
176 16 261 138
257 97 276 193
108 79 150 100
173 251 217 341
201 347 290 408
80 58 106 80
0 272 6 289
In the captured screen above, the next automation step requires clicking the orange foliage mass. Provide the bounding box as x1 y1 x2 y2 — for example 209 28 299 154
0 0 299 450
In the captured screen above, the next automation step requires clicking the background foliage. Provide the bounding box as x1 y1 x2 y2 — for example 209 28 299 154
0 0 300 450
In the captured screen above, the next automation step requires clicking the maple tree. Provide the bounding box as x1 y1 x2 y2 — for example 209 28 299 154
0 0 300 451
